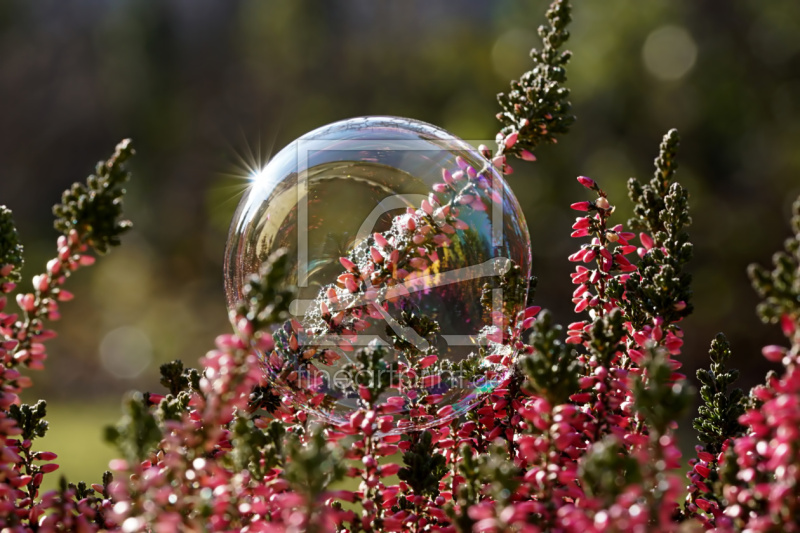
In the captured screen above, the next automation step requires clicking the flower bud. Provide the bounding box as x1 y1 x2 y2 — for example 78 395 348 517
504 131 519 149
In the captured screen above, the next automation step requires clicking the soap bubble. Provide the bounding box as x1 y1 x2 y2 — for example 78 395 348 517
225 116 531 432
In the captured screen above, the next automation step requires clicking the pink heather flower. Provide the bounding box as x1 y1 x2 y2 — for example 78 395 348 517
762 345 786 363
345 277 359 293
577 176 596 189
385 396 405 407
16 293 35 312
781 313 796 337
422 375 441 388
504 131 519 149
695 498 713 513
437 405 454 418
570 201 591 212
325 287 339 303
568 249 586 262
694 463 711 478
639 232 654 250
1 281 16 292
432 234 451 247
46 258 61 274
574 298 590 313
572 284 589 298
572 217 590 230
409 257 428 271
524 306 541 319
36 451 58 461
339 256 357 272
697 451 714 463
358 385 371 401
419 355 438 369
255 332 274 352
236 317 255 338
457 193 474 206
595 197 610 209
32 274 48 292
379 463 401 477
39 463 60 474
520 149 537 161
442 168 454 185
373 232 389 248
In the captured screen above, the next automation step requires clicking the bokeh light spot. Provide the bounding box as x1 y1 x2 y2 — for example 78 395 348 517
100 326 153 379
642 25 697 81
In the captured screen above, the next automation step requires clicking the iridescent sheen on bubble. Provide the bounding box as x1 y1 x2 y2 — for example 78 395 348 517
224 116 531 432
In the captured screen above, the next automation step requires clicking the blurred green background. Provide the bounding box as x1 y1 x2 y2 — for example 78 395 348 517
1 0 799 487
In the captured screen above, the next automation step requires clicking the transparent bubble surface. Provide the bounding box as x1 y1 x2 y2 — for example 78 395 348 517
225 116 531 433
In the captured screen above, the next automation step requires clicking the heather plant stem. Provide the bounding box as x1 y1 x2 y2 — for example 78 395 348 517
594 220 609 318
20 443 35 515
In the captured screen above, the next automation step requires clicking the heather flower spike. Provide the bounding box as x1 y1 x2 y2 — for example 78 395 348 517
1 141 135 530
496 0 574 158
52 139 134 254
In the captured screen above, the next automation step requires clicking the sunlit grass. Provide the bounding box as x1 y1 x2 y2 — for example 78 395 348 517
36 400 124 491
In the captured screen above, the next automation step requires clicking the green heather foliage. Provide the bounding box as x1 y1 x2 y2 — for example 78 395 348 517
694 334 746 455
521 310 582 405
749 196 800 326
496 0 574 157
52 139 134 254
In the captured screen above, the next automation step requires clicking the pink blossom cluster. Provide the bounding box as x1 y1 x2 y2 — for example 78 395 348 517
2 140 800 533
0 230 108 531
683 327 800 531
